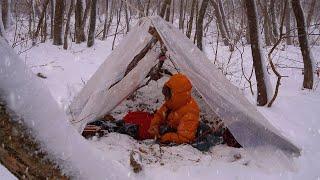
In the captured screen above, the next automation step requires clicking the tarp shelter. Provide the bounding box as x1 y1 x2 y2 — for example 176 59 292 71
69 16 301 156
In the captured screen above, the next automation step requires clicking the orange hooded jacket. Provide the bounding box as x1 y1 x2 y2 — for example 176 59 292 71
148 73 200 144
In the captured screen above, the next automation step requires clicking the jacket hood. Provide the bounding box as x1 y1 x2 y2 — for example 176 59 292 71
164 73 192 110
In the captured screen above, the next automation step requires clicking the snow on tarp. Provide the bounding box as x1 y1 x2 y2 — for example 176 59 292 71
69 18 154 123
0 38 130 180
150 16 300 156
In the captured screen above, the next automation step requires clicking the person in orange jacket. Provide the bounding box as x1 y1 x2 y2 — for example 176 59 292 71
148 73 200 144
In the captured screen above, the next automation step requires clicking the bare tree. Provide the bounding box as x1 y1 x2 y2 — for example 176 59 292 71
105 0 114 38
259 0 276 44
165 0 171 21
1 0 9 29
179 0 184 30
34 0 50 45
217 0 230 38
137 0 144 18
102 0 109 40
306 0 316 27
87 0 97 47
245 0 270 106
160 0 171 20
285 1 292 45
124 0 130 33
0 0 6 38
257 0 271 46
53 0 64 45
50 0 54 39
64 0 74 49
80 0 92 42
270 0 279 39
291 0 315 89
75 0 85 43
111 0 123 50
210 0 229 46
196 0 209 50
145 0 150 16
171 0 174 23
186 0 195 38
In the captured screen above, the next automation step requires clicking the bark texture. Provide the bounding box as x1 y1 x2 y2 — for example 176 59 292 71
75 0 85 43
53 0 64 45
245 0 269 106
291 0 314 89
87 0 97 47
64 0 74 49
210 0 229 46
196 0 209 50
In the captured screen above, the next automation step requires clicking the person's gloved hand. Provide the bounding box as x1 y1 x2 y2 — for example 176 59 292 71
148 126 159 138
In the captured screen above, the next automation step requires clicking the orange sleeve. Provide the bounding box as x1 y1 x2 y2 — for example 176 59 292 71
160 113 199 144
148 104 168 135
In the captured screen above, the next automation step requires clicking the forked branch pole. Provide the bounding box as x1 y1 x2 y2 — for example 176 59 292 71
267 0 288 107
109 26 165 90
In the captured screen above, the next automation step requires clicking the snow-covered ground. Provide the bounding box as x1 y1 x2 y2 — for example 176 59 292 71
2 27 320 179
0 164 17 180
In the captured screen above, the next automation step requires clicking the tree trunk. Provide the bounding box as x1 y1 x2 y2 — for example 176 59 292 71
210 0 229 46
0 1 6 38
193 0 199 43
0 103 68 179
306 0 316 27
124 0 129 33
171 0 174 23
257 0 271 46
186 0 195 38
87 0 97 47
41 13 47 42
111 0 122 50
245 0 269 106
64 0 74 49
1 0 9 29
50 0 54 39
270 0 279 39
80 0 92 42
259 0 276 44
179 0 184 30
102 0 108 40
75 0 84 43
34 0 50 44
137 0 144 18
291 0 314 89
285 1 292 45
165 0 171 22
105 0 114 38
182 0 187 32
160 0 171 19
157 0 160 15
53 0 64 45
196 0 209 50
145 0 150 16
217 0 230 38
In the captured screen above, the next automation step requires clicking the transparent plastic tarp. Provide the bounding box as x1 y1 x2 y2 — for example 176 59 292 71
74 50 158 132
150 16 300 156
0 38 129 179
70 19 158 132
70 16 300 156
